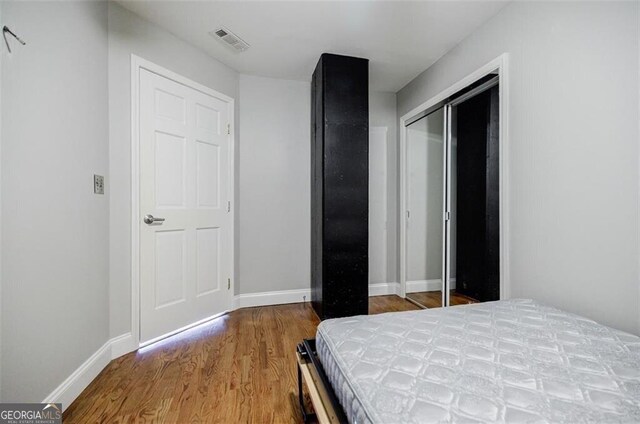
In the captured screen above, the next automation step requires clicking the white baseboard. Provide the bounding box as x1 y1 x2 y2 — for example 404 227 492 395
43 340 112 410
110 332 136 359
236 283 405 308
369 282 399 296
406 278 456 293
43 332 136 411
234 288 311 309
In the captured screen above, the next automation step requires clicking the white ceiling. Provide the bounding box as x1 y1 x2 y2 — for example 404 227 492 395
116 1 509 92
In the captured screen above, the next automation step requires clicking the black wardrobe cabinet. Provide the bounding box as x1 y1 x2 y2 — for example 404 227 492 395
310 53 369 320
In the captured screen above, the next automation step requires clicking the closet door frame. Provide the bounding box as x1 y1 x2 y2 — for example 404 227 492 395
442 104 452 308
399 54 510 303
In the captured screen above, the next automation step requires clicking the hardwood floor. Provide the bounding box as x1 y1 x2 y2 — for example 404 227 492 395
63 295 419 423
406 290 478 309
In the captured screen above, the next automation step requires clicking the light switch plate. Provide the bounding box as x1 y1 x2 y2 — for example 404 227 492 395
94 174 104 194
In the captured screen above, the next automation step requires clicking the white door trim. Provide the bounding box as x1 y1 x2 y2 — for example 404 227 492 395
130 54 235 348
399 53 510 301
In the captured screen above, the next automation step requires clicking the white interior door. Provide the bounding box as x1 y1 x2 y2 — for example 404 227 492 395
139 68 232 344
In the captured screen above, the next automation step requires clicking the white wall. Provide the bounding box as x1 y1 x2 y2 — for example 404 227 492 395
108 2 239 337
398 1 640 334
238 75 310 294
1 1 109 401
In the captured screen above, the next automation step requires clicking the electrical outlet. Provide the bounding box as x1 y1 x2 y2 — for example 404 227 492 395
94 174 104 194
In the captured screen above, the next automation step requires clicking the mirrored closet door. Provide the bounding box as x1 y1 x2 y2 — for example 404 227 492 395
405 109 445 309
404 76 500 309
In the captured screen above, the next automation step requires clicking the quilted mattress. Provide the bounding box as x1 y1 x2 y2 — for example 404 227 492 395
315 299 640 423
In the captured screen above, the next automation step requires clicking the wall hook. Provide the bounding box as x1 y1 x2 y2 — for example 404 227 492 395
3 26 26 53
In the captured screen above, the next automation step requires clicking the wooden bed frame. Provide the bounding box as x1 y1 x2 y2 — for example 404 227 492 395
296 339 348 424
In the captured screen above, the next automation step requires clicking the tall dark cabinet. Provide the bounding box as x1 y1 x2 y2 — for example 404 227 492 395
311 53 369 320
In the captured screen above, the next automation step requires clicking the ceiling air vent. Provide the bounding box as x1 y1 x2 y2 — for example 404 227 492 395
209 27 249 52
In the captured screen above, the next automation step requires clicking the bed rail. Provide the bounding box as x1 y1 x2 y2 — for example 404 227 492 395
296 339 348 424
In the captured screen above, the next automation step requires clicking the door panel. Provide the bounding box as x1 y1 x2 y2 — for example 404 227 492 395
155 89 186 123
154 230 187 308
140 68 231 344
196 227 221 296
196 141 221 208
155 132 186 208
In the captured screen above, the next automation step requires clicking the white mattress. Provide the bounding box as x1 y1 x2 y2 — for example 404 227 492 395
316 299 640 424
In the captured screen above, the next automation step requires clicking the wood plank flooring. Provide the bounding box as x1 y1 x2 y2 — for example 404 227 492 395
406 290 478 309
63 295 419 423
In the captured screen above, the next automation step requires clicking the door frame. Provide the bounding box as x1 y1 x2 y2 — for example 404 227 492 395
399 53 510 301
130 55 235 348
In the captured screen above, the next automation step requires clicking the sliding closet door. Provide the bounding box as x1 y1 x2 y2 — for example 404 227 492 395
405 109 445 308
452 85 500 302
403 77 500 309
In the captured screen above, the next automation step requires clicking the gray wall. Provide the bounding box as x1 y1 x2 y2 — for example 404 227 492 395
370 92 399 284
238 75 310 294
238 77 399 294
108 2 239 337
1 1 109 400
398 1 640 334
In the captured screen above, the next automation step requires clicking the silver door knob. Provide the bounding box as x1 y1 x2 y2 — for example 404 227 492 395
144 214 165 225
